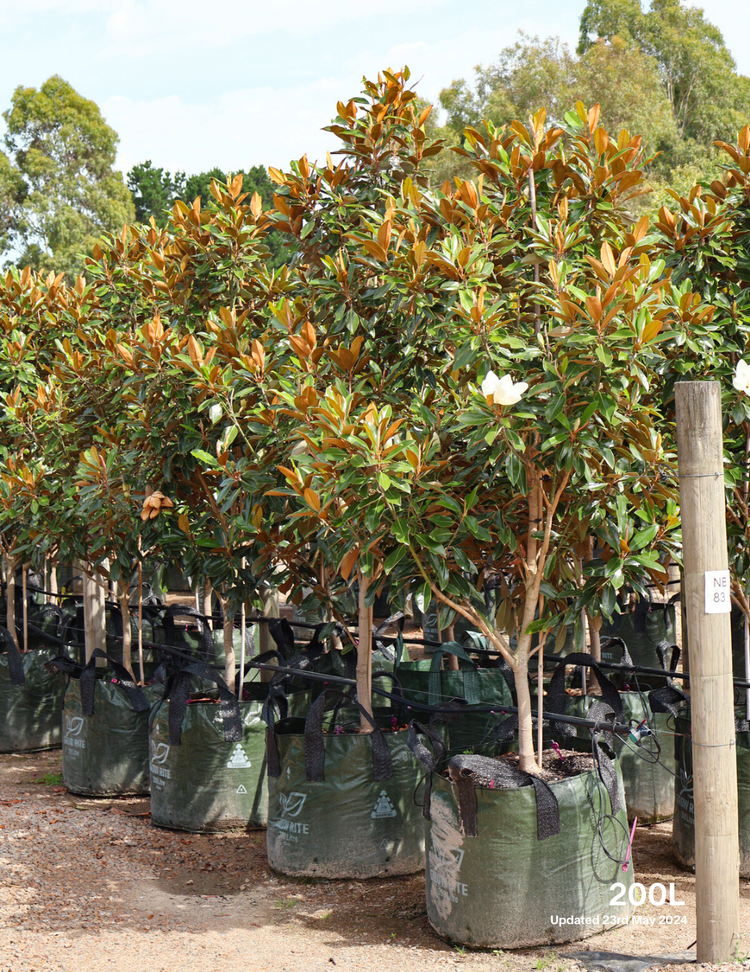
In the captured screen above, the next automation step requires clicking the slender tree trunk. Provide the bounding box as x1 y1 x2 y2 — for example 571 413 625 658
22 564 28 652
117 579 133 678
137 561 145 684
48 558 58 604
516 480 543 773
357 569 373 732
259 586 279 682
218 592 236 690
6 553 18 649
446 624 459 670
204 580 213 629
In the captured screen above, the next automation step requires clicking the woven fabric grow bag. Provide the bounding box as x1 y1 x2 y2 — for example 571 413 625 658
0 630 64 753
565 692 674 824
58 651 155 796
149 662 268 832
395 642 513 753
546 650 681 823
672 709 750 877
410 718 634 949
265 690 426 878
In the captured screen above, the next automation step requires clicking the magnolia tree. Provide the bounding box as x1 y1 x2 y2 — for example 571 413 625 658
652 127 750 681
270 86 694 769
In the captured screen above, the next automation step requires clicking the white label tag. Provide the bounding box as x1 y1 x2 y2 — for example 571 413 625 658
704 570 731 614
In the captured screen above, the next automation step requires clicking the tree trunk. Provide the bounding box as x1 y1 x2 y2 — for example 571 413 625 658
218 592 236 691
137 561 145 684
6 553 18 649
204 581 213 629
22 564 28 652
357 570 373 733
259 586 280 682
117 579 133 678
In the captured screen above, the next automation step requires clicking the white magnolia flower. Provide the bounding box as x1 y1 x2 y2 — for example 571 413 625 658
734 359 750 395
481 370 529 406
209 403 223 424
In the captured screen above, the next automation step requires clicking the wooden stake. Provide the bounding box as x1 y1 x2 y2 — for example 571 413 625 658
356 569 373 732
82 566 106 663
675 381 739 963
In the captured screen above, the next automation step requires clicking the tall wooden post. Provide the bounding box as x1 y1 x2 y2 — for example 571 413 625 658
82 568 107 662
675 381 739 963
356 569 373 732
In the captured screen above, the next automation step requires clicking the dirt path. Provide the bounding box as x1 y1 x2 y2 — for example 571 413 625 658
1 749 749 972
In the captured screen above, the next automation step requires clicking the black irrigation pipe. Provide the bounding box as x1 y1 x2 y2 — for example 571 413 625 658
251 662 634 736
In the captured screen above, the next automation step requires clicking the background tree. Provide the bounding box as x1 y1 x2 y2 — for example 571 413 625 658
2 76 134 279
128 162 288 268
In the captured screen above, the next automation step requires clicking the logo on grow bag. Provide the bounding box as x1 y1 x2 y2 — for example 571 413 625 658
371 790 397 818
226 745 252 769
63 716 85 751
149 742 171 785
236 784 247 795
274 792 308 840
279 792 307 819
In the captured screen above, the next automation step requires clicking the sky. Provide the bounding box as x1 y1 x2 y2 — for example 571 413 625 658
1 0 750 180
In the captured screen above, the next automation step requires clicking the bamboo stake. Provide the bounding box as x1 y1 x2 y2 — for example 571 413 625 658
446 624 459 671
675 381 739 963
356 569 373 732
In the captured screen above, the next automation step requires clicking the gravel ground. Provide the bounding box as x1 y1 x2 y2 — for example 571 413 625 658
2 750 750 972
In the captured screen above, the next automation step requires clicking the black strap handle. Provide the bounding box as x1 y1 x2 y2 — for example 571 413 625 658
447 753 560 840
303 689 392 783
165 660 242 746
649 641 689 716
587 699 622 813
0 626 25 686
407 720 446 820
546 651 622 737
80 650 150 716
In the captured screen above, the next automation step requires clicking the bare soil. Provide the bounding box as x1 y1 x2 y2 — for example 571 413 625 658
1 749 749 972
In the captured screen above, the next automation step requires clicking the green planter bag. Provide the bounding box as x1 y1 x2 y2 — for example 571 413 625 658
395 640 514 752
0 628 65 752
546 650 680 824
57 650 155 796
601 596 677 679
672 707 750 877
149 661 269 832
409 712 634 949
266 688 426 878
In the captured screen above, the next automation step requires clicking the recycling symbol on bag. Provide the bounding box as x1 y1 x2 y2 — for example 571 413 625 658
371 790 397 818
226 744 252 769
